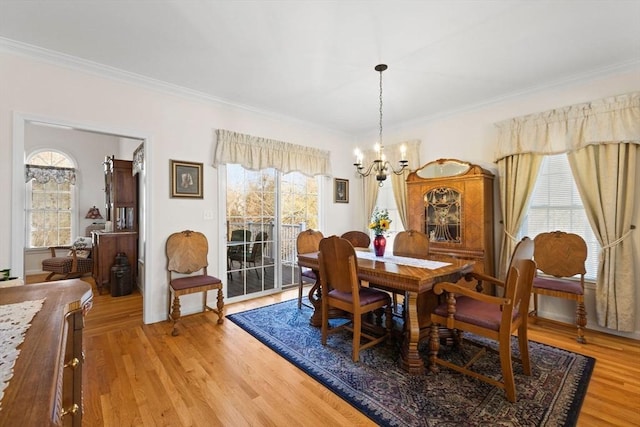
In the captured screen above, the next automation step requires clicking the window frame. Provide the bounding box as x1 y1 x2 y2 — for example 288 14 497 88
25 149 79 249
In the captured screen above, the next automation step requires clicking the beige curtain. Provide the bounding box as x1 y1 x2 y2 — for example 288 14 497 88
496 153 543 279
495 92 639 331
391 140 421 230
214 129 332 177
568 143 638 331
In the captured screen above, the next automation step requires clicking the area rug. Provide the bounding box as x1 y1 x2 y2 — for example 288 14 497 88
228 299 595 427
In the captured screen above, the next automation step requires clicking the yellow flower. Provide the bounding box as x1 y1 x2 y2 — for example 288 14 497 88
369 208 391 235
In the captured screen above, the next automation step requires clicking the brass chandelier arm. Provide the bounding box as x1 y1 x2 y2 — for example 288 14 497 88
352 64 409 186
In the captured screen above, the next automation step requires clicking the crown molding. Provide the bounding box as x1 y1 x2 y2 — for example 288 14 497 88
0 37 350 137
391 58 640 133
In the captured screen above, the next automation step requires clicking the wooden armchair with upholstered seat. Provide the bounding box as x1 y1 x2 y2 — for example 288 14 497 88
340 231 371 249
318 235 392 362
42 245 93 281
166 230 224 336
530 231 588 343
429 237 535 402
296 229 324 309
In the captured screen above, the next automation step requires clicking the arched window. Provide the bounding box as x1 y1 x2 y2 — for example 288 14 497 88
25 150 77 248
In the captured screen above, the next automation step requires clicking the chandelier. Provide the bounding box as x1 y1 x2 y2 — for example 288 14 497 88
354 64 408 186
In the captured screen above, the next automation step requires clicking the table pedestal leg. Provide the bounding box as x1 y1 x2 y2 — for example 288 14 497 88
308 280 322 326
399 291 425 374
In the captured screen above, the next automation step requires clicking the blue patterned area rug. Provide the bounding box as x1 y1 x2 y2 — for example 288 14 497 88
228 299 595 427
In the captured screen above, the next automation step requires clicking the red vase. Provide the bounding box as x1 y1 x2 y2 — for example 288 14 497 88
373 234 386 257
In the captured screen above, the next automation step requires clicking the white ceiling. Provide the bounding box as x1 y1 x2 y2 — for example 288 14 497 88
1 1 639 135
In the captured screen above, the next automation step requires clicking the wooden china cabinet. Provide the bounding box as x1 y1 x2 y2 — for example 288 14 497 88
92 156 138 294
406 158 495 283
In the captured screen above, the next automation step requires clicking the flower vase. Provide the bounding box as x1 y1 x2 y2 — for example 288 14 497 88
373 234 386 257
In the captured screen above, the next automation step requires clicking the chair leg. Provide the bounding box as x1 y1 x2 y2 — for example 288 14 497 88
170 292 181 336
352 311 362 362
518 325 531 376
321 300 329 346
216 288 225 324
576 300 587 344
428 323 441 373
499 337 516 403
298 270 304 309
385 305 392 332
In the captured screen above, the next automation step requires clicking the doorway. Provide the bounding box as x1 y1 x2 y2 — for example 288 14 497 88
224 164 319 301
11 113 149 319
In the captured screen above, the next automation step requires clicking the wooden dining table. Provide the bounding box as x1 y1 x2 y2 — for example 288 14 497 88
297 251 474 374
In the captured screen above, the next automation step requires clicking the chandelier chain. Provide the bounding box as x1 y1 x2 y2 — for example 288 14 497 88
379 67 383 150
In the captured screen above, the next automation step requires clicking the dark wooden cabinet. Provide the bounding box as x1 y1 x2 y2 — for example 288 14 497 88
95 156 139 295
92 231 138 294
407 159 495 279
104 156 137 232
0 280 92 426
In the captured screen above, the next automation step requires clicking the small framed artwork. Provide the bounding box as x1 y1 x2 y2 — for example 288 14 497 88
334 178 349 203
170 160 203 198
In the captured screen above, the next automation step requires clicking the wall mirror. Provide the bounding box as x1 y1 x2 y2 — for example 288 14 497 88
416 159 471 179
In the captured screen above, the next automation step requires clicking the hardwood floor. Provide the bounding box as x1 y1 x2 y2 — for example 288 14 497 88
29 275 640 426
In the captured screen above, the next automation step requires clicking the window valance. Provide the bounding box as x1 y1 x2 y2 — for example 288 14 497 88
132 142 144 176
494 92 640 161
214 129 332 177
25 165 76 184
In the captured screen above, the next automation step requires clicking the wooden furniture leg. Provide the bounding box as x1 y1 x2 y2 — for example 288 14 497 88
399 291 424 374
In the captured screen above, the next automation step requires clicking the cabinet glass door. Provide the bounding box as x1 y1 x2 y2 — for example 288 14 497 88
424 187 461 243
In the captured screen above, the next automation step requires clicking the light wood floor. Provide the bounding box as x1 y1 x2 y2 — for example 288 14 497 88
29 275 640 426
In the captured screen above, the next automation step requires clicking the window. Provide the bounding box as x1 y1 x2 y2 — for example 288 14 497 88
519 154 600 280
25 151 76 248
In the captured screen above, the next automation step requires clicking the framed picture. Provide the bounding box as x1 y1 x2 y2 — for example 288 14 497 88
170 160 203 198
334 178 349 203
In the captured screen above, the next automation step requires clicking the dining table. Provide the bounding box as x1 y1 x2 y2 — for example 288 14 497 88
297 250 474 374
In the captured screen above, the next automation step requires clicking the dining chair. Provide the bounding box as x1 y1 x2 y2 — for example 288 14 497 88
429 237 535 402
228 232 267 277
227 229 252 273
318 235 393 362
166 230 224 336
429 239 536 402
296 229 324 309
530 231 588 343
372 230 431 317
340 230 371 249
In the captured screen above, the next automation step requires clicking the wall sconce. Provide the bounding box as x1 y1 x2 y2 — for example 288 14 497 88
85 205 104 221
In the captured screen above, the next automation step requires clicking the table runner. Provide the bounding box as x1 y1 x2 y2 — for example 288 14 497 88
356 250 451 270
0 298 46 410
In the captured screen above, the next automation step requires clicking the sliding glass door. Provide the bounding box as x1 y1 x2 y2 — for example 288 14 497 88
226 164 318 300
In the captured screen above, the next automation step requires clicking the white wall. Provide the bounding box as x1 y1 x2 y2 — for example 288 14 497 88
0 51 358 324
357 67 640 339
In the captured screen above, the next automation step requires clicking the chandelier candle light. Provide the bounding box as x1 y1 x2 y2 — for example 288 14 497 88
354 64 408 186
